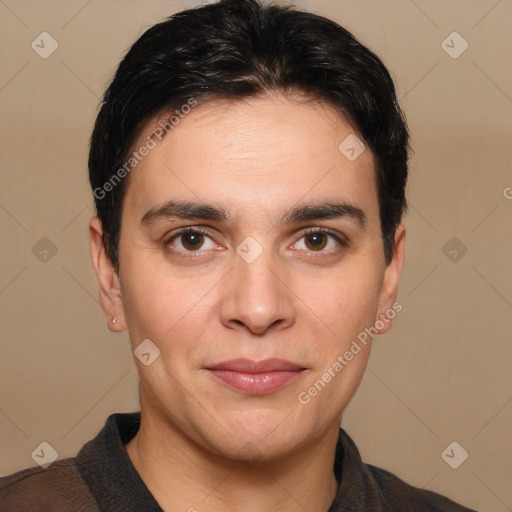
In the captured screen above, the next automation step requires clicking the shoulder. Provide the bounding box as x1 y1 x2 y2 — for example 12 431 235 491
0 457 99 512
366 463 478 511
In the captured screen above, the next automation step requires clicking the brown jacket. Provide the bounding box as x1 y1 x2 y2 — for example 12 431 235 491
0 412 477 511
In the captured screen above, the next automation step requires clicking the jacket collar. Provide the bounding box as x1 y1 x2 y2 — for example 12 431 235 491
77 411 387 511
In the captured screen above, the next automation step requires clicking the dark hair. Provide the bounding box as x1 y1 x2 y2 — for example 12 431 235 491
89 0 409 273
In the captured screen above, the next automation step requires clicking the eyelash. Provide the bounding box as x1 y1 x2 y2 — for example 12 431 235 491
164 226 349 257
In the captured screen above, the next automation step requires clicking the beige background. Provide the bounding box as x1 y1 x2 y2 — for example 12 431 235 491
1 0 511 510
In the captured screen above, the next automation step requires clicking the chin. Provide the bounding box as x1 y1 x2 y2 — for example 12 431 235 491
221 433 302 463
203 410 306 460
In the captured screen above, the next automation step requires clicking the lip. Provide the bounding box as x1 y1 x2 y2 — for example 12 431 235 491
205 358 306 395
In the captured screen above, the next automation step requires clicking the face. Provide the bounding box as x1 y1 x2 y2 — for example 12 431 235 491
90 93 404 461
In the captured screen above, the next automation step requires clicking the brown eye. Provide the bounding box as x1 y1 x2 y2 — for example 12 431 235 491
304 232 328 251
167 228 218 253
292 228 347 254
180 231 205 251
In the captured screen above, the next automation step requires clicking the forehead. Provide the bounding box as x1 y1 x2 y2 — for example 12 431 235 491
122 93 378 223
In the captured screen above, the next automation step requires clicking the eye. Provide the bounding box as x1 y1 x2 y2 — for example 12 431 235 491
166 227 219 253
292 228 347 253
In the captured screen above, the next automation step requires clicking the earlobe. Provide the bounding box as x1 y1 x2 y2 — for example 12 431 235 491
89 217 127 332
375 224 405 334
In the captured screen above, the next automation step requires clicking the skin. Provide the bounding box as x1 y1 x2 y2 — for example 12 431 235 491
89 91 405 512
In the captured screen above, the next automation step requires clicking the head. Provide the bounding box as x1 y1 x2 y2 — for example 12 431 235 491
89 0 408 459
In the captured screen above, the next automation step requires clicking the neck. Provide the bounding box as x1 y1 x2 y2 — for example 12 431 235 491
125 393 341 512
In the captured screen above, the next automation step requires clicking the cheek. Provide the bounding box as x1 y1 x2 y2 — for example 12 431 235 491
296 264 383 349
120 256 219 353
295 268 381 419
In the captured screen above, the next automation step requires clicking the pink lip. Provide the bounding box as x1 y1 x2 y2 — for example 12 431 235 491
206 358 306 395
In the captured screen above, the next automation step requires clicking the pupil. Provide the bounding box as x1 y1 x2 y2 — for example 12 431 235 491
184 232 203 250
307 233 326 250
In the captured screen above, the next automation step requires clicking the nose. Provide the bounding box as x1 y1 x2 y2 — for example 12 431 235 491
219 244 296 335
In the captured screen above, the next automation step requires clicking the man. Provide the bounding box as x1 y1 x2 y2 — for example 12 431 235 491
0 0 476 510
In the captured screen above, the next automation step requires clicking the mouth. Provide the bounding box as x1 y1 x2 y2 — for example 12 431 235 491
205 358 307 395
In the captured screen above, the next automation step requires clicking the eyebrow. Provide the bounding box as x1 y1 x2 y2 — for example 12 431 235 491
140 199 367 228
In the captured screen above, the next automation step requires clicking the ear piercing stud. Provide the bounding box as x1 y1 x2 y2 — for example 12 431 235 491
112 317 117 324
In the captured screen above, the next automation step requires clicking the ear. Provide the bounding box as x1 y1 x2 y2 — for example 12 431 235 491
89 217 127 332
375 223 405 334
